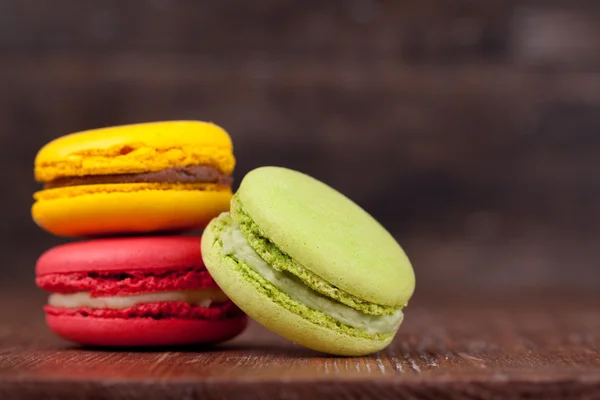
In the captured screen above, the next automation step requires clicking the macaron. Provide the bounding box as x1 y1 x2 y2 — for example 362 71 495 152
202 166 415 356
32 121 234 237
36 236 247 347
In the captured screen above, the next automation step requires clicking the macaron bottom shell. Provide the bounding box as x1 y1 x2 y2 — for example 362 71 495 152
202 217 395 356
47 314 247 347
32 183 232 237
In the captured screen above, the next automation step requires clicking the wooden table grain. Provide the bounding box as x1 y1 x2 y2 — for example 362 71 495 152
0 289 598 399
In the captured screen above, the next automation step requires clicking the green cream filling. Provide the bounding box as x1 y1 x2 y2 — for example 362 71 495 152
220 215 403 335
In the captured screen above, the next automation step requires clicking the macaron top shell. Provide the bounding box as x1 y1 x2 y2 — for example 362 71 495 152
235 166 415 307
35 120 235 181
36 236 204 275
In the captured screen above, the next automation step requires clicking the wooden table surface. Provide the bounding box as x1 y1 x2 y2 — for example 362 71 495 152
0 289 598 400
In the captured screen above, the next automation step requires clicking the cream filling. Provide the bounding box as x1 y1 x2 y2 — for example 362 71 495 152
221 219 403 334
48 288 229 310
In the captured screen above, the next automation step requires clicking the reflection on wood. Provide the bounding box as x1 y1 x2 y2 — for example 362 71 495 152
0 290 598 398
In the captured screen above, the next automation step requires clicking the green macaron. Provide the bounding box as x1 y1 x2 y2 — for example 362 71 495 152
201 166 415 356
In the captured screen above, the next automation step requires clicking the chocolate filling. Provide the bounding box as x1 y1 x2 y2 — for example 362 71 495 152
44 165 232 189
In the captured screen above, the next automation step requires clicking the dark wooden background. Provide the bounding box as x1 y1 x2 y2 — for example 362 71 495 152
1 0 600 293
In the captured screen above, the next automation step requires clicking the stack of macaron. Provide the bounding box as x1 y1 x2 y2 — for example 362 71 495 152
33 120 416 356
32 121 247 347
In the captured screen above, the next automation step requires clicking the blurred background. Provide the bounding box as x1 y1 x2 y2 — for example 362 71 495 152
1 1 599 295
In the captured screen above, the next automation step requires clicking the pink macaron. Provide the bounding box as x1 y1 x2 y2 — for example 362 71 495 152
36 236 247 347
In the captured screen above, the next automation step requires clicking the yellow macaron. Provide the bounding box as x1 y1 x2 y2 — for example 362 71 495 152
32 121 235 237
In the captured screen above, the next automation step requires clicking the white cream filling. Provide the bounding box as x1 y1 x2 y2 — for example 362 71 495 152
221 218 403 335
48 288 229 310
